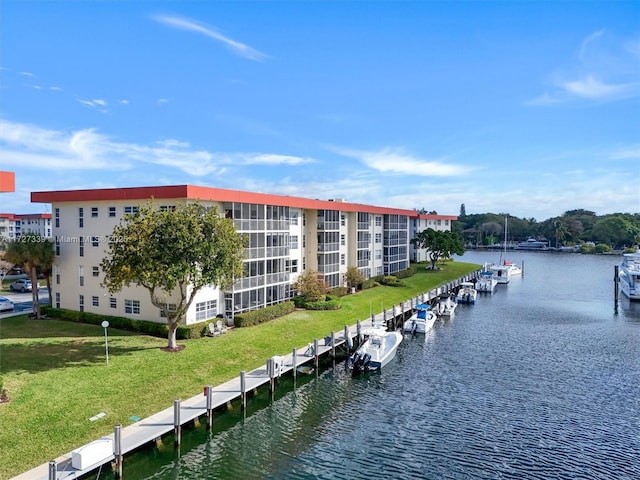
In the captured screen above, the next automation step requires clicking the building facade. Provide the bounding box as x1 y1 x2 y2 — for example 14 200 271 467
0 213 52 242
410 214 458 263
31 185 455 325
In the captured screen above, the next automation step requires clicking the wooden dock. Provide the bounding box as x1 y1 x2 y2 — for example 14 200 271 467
12 272 478 480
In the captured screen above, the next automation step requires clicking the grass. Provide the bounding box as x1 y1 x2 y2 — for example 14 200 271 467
0 261 479 479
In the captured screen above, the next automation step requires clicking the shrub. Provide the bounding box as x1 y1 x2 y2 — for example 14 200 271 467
329 287 349 297
233 302 295 328
380 275 404 287
302 298 341 310
594 243 612 254
361 278 380 290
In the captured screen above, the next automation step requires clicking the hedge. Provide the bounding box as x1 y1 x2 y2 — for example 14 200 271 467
233 301 295 328
40 306 208 339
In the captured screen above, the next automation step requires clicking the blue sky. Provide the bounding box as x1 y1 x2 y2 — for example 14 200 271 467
1 1 638 220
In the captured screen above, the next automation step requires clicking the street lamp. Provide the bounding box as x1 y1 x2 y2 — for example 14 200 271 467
101 320 110 365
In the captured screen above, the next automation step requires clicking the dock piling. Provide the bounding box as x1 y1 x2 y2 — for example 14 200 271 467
343 325 350 352
173 399 181 448
240 371 247 410
205 385 213 430
114 424 123 478
356 320 362 345
48 460 56 480
330 331 336 357
313 339 319 368
292 348 297 383
614 265 619 314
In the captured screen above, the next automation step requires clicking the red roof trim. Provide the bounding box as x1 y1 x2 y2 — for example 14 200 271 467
32 184 424 216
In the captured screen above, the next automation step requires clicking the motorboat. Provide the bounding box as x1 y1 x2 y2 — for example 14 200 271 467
403 303 437 333
348 329 403 373
476 265 498 293
515 238 550 251
456 282 477 304
435 294 457 319
619 251 640 301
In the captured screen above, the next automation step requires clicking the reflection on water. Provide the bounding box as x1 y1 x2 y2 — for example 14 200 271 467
114 252 640 480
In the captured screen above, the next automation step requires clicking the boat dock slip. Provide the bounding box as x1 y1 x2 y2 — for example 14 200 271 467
12 272 479 480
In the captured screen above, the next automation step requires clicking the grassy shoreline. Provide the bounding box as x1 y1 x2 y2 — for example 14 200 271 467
0 261 479 479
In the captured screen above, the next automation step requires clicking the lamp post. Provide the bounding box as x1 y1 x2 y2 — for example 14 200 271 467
101 320 110 365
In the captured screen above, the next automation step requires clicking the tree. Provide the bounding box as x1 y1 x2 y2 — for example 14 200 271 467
4 234 54 319
0 254 13 287
411 228 464 270
293 270 328 301
100 201 246 350
345 266 365 291
459 203 466 218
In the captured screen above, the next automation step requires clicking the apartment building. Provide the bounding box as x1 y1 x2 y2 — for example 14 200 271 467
31 185 455 325
0 213 52 242
410 214 458 263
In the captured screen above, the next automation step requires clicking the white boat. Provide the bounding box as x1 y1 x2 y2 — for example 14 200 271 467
456 282 477 304
348 329 403 373
435 294 457 319
403 303 437 333
476 265 498 293
489 217 522 283
619 251 640 301
515 238 550 251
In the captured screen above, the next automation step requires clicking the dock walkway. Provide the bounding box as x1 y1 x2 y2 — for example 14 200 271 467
12 273 478 480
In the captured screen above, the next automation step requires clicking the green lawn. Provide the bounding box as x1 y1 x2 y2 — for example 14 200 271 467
0 261 479 479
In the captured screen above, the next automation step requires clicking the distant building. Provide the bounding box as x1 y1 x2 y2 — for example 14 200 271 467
0 213 52 242
31 184 456 325
410 213 458 263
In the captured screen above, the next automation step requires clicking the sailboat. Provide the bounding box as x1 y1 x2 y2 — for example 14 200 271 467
489 217 522 284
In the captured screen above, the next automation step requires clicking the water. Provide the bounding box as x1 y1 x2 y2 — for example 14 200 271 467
116 251 640 479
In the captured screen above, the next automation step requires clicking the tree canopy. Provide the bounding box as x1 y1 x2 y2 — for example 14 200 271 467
100 201 246 350
411 228 464 270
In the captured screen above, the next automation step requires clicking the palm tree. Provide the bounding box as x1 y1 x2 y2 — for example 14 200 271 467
4 234 54 319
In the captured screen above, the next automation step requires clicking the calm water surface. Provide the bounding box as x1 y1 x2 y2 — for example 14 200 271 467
118 252 640 480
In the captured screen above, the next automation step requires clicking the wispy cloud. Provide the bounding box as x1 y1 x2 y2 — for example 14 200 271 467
609 145 640 161
0 120 312 177
153 15 269 61
330 146 472 177
529 30 640 105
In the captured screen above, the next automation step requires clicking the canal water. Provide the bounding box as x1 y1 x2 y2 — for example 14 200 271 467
114 251 640 479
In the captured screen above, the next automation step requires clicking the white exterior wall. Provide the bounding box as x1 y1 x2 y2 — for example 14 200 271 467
410 217 453 262
0 216 18 241
372 215 384 277
52 200 223 325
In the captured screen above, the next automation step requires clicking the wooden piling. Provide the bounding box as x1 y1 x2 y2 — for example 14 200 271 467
292 348 297 382
331 331 336 357
240 371 247 410
343 325 350 352
205 385 213 430
114 424 123 478
313 338 319 368
614 265 619 314
173 399 181 448
48 461 56 480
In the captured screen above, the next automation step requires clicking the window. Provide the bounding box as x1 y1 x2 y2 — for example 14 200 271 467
290 259 298 273
92 266 100 277
92 236 99 247
79 295 84 312
195 300 217 321
290 235 299 250
291 212 298 225
55 265 60 285
55 239 60 256
109 207 116 217
375 249 382 260
110 297 117 309
341 214 346 226
160 205 176 212
55 208 60 228
55 292 60 309
92 296 99 307
79 266 84 287
375 216 382 227
79 236 84 257
125 299 140 315
341 234 345 246
159 303 177 318
375 233 382 244
91 207 98 218
124 206 138 215
341 253 345 265
78 208 84 228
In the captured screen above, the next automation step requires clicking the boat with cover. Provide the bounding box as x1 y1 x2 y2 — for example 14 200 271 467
348 328 403 374
619 250 640 301
476 265 498 293
402 303 437 333
456 282 477 304
515 238 550 250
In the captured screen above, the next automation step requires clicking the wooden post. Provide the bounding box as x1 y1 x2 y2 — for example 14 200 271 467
48 460 56 480
522 260 525 276
344 325 350 353
614 265 619 314
240 371 247 410
114 424 123 478
331 331 336 357
173 399 181 448
371 312 375 327
205 385 213 430
313 338 319 369
292 348 297 382
356 320 362 345
267 357 275 395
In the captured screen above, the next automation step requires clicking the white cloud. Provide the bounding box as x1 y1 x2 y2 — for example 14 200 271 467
18 71 33 77
330 146 472 176
49 86 63 92
153 15 269 61
0 119 313 177
561 75 632 99
609 146 640 161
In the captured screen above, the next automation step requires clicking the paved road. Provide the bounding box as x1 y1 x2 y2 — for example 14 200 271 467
0 288 50 317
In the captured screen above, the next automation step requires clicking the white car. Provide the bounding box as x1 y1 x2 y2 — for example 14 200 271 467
0 296 14 312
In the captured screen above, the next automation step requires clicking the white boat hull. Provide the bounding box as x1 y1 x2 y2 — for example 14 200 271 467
619 252 640 301
403 313 436 333
349 330 403 372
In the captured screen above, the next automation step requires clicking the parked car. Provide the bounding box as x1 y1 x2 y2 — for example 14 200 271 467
10 279 33 292
0 296 14 312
